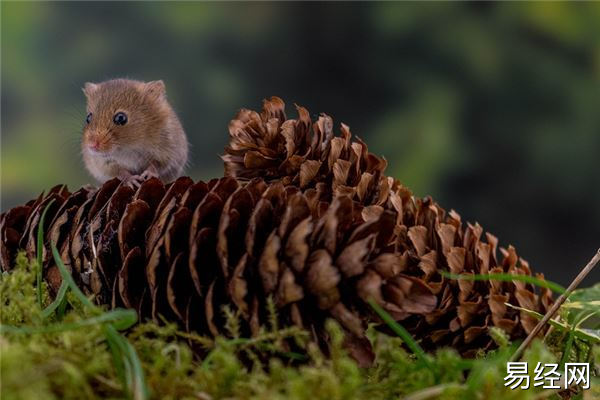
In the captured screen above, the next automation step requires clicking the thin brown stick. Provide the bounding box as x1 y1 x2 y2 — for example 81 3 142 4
511 248 600 362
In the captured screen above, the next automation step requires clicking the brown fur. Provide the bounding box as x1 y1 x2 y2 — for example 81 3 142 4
82 79 188 183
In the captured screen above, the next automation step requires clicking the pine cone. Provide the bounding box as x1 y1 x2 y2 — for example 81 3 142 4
0 97 554 362
1 177 407 363
223 97 392 206
223 97 555 353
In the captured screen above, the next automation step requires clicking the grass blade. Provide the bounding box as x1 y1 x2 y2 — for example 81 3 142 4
559 330 575 366
368 299 433 370
505 303 600 343
50 241 96 310
560 300 600 310
1 309 138 335
57 294 68 318
104 325 149 400
41 279 69 319
123 335 149 400
36 199 55 308
440 271 566 294
104 326 127 391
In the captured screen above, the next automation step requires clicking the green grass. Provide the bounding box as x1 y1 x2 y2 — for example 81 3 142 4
440 271 567 295
0 205 597 399
1 253 598 399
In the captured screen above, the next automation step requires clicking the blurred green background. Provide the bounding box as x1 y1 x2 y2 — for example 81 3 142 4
2 2 599 286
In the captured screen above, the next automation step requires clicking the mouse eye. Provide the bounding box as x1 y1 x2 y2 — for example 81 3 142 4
113 112 128 126
86 113 92 124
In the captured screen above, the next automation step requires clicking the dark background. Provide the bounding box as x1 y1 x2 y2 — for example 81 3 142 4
2 2 599 286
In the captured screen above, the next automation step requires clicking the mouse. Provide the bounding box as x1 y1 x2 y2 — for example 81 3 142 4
81 78 188 186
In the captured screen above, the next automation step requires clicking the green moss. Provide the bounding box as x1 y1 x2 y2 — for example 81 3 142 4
1 254 597 400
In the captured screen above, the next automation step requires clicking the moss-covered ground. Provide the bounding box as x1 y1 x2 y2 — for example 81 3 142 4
1 252 597 400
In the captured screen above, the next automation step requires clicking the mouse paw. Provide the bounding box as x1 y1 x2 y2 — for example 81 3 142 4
140 169 159 181
121 174 145 189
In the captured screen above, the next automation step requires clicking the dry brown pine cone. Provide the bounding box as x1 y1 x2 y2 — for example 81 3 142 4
223 96 391 205
224 97 554 351
0 97 553 363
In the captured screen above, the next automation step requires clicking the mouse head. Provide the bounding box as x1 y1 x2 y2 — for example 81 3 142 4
82 79 169 155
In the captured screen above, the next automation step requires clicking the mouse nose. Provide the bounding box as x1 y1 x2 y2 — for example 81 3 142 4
88 139 101 151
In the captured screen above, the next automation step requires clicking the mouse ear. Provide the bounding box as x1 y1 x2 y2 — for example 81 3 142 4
144 80 166 100
82 82 99 98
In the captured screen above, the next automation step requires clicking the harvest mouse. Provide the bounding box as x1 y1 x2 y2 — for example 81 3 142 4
81 79 188 186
